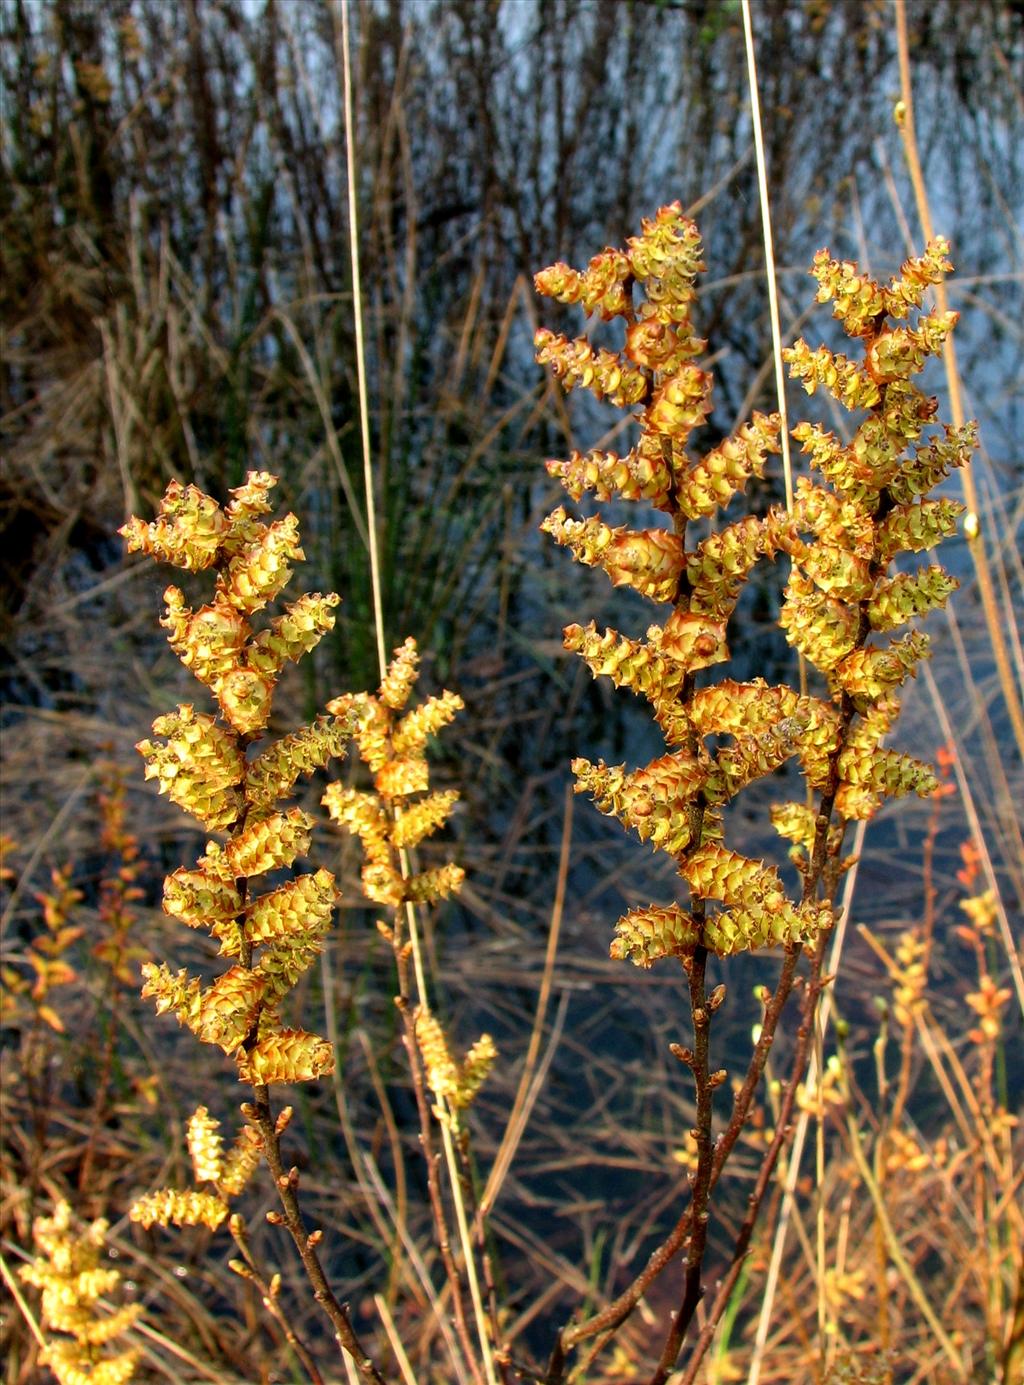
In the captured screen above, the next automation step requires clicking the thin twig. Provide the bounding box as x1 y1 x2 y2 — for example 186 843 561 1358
248 1094 386 1385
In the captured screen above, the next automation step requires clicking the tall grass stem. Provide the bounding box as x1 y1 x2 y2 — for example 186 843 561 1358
894 0 1024 762
339 0 387 679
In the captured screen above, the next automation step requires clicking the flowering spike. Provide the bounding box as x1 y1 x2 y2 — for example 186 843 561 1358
654 609 730 672
887 422 975 503
130 1188 229 1231
120 480 227 570
414 1007 496 1111
457 1034 497 1109
237 1029 335 1085
243 870 337 948
610 904 700 968
219 1126 263 1196
324 661 464 915
256 933 330 1007
702 900 833 956
224 470 276 532
864 311 958 383
875 498 965 563
534 247 633 320
137 706 244 831
245 716 353 806
784 340 881 411
247 592 341 675
688 680 797 735
809 249 886 336
838 746 938 802
867 567 959 632
392 791 459 849
771 801 819 854
564 621 686 710
217 514 304 615
322 785 388 852
187 1106 224 1183
626 203 706 323
686 515 768 618
542 508 684 603
677 412 780 520
644 365 713 441
415 1006 458 1104
393 691 465 756
163 589 250 690
163 869 242 930
547 436 674 510
710 716 809 800
193 966 266 1053
534 329 647 407
779 569 861 672
882 237 953 316
20 1201 143 1383
834 631 931 702
625 319 705 374
216 668 274 736
407 864 465 904
222 809 314 879
571 756 699 858
379 638 420 711
375 757 430 798
680 844 785 911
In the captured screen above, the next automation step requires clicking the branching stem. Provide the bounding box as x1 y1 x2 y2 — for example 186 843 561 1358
250 1093 386 1385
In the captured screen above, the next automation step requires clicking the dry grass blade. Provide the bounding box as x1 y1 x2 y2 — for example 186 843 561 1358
480 787 572 1219
894 0 1024 763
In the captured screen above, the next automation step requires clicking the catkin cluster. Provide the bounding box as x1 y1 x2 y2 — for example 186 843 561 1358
122 473 347 1091
536 208 969 966
324 638 496 1118
19 1201 142 1385
323 637 466 912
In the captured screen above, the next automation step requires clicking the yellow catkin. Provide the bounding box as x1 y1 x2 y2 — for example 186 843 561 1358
187 1106 224 1183
20 1201 142 1385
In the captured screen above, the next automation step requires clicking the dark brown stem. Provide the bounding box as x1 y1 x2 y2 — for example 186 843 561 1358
233 740 382 1382
250 1093 386 1385
658 942 713 1377
672 940 830 1385
228 1215 326 1385
651 667 861 1378
460 1128 511 1384
77 986 118 1214
543 942 801 1383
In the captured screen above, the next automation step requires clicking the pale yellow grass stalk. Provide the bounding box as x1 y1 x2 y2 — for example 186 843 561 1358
336 3 499 1379
894 0 1024 763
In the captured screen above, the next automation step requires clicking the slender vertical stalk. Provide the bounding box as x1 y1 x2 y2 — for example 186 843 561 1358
394 952 482 1385
894 0 1024 763
675 942 831 1385
337 4 497 1377
338 0 387 679
741 0 793 514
